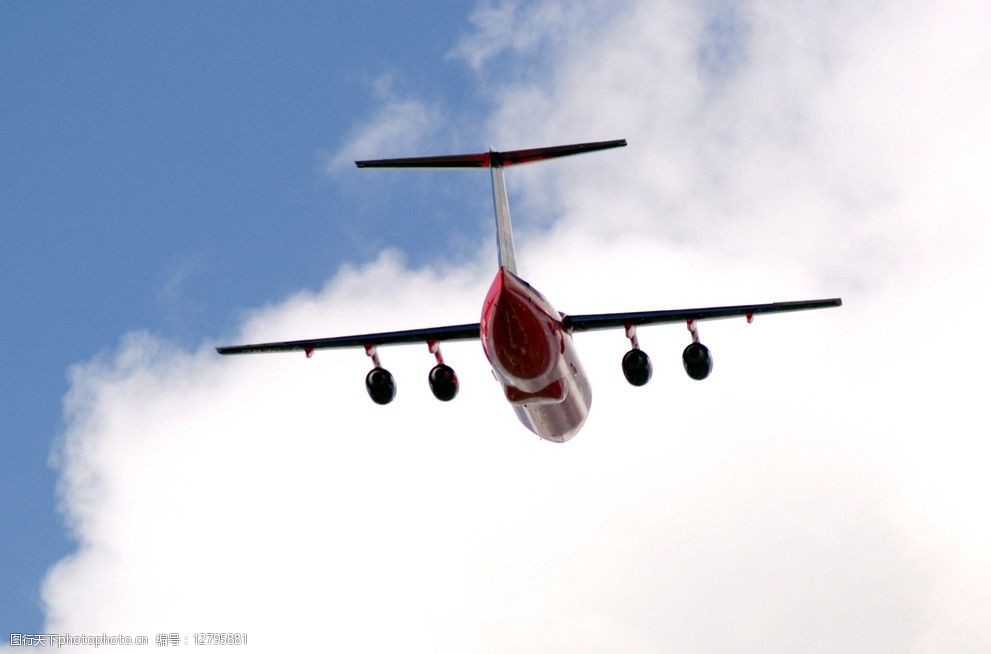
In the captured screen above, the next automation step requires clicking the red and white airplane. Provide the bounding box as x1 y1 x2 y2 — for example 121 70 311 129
218 140 840 442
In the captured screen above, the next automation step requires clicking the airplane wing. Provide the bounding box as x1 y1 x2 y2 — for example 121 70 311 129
216 298 840 355
563 298 842 331
216 323 480 356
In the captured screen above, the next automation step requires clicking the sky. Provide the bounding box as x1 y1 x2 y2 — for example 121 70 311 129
2 1 990 651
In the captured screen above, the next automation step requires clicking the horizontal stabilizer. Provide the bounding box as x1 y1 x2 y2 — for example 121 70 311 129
356 139 627 169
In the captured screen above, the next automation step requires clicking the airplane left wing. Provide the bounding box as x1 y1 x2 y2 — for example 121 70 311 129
563 298 842 332
216 322 480 356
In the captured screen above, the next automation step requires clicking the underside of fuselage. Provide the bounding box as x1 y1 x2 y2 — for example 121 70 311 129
480 267 591 442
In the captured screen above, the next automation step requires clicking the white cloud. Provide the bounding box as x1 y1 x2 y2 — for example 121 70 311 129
321 75 445 174
43 1 990 652
448 1 615 75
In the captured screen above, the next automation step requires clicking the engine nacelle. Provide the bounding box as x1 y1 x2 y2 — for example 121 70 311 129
682 342 713 380
365 367 397 404
428 363 459 401
621 348 652 386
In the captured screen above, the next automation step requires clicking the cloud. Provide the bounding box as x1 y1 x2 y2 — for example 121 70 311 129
321 75 445 174
42 1 990 651
448 1 607 74
475 0 990 288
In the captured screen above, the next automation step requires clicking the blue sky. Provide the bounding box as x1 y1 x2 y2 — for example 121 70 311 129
1 1 479 634
3 2 990 650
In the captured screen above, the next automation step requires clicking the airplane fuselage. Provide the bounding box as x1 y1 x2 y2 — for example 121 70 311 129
480 267 591 442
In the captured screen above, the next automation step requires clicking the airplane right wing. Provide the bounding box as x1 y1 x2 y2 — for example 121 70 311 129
563 298 842 332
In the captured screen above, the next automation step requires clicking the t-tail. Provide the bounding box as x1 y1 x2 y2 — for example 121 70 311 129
356 139 627 274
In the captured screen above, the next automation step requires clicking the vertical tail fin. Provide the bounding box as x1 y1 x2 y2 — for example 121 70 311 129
356 139 627 273
488 152 518 273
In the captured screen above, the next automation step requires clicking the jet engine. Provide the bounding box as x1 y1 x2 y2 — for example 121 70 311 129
365 367 397 404
621 348 652 386
428 363 459 401
682 342 713 380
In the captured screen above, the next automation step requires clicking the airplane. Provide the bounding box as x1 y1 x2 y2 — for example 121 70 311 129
218 139 841 443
